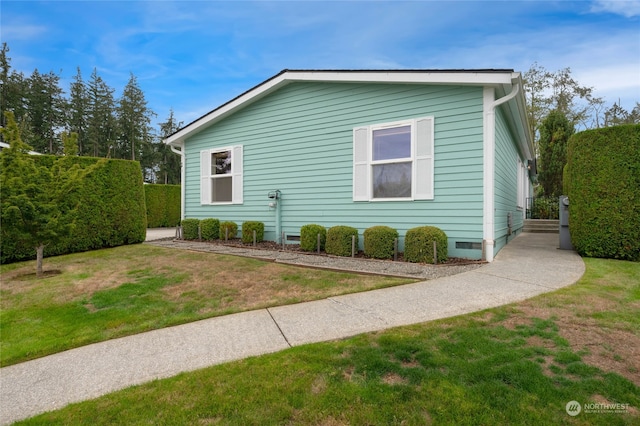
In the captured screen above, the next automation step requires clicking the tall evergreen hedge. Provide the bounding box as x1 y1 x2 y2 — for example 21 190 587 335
1 156 147 263
565 124 640 261
145 184 181 228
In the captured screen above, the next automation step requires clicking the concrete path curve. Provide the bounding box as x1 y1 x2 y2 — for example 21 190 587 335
0 233 584 424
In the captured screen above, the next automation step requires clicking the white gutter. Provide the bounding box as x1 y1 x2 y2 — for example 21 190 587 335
482 77 520 262
170 143 186 220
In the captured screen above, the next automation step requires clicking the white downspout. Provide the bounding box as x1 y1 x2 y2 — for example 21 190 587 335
483 79 520 262
170 142 186 221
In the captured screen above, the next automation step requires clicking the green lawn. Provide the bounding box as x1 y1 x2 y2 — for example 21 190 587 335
13 258 640 425
0 244 411 367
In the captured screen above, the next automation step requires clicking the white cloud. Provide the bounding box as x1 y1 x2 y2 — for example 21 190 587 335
1 24 47 41
590 0 640 17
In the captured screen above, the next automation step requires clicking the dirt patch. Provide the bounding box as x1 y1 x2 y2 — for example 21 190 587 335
526 335 557 350
382 372 409 386
10 269 62 281
495 299 640 385
311 375 328 395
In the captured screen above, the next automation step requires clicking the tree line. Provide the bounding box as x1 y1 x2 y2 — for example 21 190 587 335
0 43 181 184
524 63 639 199
1 41 638 193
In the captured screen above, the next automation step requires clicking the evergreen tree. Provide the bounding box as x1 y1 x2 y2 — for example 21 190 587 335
0 112 88 277
67 67 88 155
0 43 29 137
25 69 65 154
538 110 574 198
524 63 602 153
604 101 640 126
116 73 155 162
86 68 117 157
156 109 183 184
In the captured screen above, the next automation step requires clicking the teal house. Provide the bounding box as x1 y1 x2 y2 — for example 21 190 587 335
165 70 535 261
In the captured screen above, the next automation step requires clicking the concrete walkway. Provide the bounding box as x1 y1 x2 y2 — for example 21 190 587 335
145 227 179 241
0 233 584 424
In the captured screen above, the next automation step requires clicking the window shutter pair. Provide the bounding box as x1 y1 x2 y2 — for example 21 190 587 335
353 117 434 201
200 145 243 204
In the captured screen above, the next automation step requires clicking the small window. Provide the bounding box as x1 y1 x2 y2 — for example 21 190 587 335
353 117 434 201
201 146 243 204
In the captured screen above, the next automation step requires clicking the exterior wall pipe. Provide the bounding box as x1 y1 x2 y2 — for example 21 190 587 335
170 143 186 220
271 190 282 244
482 78 520 262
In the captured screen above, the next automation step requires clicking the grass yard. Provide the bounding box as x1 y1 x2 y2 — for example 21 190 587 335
0 244 412 367
12 258 640 425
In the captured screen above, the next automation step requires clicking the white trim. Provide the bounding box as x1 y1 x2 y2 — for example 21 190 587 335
200 145 243 205
164 70 522 147
483 80 522 261
170 142 186 220
483 87 496 262
353 116 434 202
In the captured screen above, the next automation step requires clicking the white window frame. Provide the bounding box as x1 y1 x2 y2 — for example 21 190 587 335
200 145 243 205
353 116 434 202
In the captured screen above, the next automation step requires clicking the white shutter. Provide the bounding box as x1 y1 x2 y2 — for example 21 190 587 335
353 126 369 201
414 117 434 200
232 145 243 204
200 150 211 204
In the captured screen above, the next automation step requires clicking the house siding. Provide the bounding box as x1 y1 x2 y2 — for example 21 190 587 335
493 106 525 255
184 82 485 258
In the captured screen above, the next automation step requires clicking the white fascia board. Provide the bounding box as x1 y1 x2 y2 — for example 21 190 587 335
285 70 519 86
164 70 521 147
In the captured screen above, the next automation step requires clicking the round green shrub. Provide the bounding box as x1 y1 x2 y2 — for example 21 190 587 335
219 221 238 240
242 221 264 244
325 226 359 257
200 218 220 240
300 224 327 252
566 124 640 260
181 218 200 240
404 226 448 264
363 226 398 259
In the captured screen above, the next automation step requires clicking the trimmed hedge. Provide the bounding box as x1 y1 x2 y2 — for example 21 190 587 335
300 224 326 252
145 184 180 228
565 124 640 261
325 226 359 257
200 218 220 240
181 219 200 240
242 221 264 244
220 221 238 240
364 226 398 259
1 156 146 264
404 226 448 264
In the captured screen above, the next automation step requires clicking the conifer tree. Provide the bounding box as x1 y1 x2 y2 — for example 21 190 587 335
0 112 87 276
538 110 574 197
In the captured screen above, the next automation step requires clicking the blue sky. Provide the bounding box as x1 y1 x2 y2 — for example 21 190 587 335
2 0 639 129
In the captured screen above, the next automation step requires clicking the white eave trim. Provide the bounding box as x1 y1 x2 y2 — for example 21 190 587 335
164 70 521 147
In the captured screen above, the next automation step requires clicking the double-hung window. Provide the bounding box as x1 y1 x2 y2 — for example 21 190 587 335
200 145 243 204
353 116 434 201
